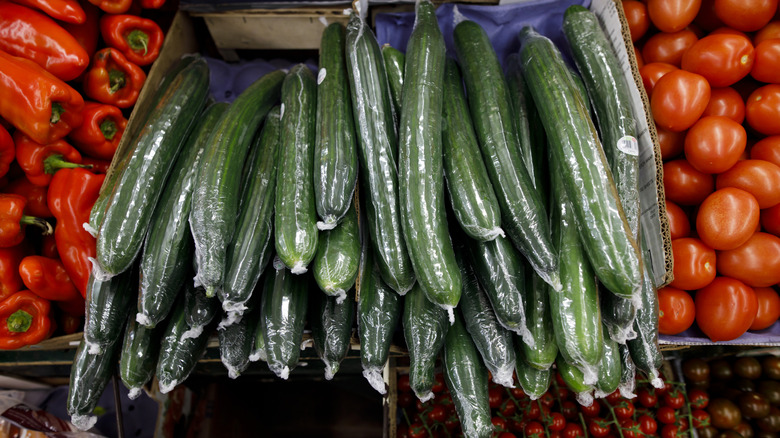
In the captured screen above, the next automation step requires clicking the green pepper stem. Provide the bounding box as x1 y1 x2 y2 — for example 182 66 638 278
50 103 64 124
108 69 127 94
20 215 54 235
43 154 93 175
126 29 149 56
7 310 32 333
100 119 118 141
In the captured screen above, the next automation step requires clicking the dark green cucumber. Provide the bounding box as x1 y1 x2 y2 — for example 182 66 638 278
220 106 281 316
275 64 318 274
190 70 284 297
594 327 622 398
381 44 404 118
466 235 530 342
315 23 358 229
119 313 162 399
628 235 664 387
568 67 590 111
442 58 504 242
67 338 121 431
601 290 638 344
249 312 267 363
183 282 220 339
442 312 493 438
556 353 595 406
519 26 642 301
345 11 415 295
503 53 537 191
404 283 450 402
261 258 309 379
453 20 560 291
218 292 262 379
522 263 558 370
137 102 228 328
515 340 552 400
96 59 209 277
618 343 637 398
313 200 360 302
311 286 355 380
455 246 516 388
84 267 136 355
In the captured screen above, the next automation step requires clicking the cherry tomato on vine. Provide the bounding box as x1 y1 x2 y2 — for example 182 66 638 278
696 276 758 342
647 0 701 32
431 374 445 393
637 387 658 408
652 70 711 132
563 423 585 438
751 286 780 330
398 374 410 393
605 389 623 405
548 413 566 432
689 388 710 409
639 414 658 434
717 232 780 287
492 416 508 432
751 136 780 168
664 390 686 409
681 34 755 87
497 433 517 438
693 409 712 428
643 29 699 67
525 421 545 437
614 400 636 419
717 159 780 209
561 401 579 420
580 401 601 417
619 418 641 438
658 406 679 424
428 405 446 424
696 187 760 250
670 237 717 290
747 84 780 136
588 418 611 438
658 286 696 334
408 422 427 438
488 386 504 409
662 424 682 438
539 392 555 408
623 0 650 41
714 0 778 32
526 400 541 420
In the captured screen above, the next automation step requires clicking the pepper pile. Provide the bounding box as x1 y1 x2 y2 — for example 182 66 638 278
0 0 167 349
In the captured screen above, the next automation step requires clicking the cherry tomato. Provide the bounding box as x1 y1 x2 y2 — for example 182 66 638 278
639 414 658 434
561 400 579 420
681 34 755 87
751 136 780 168
696 187 760 250
696 276 758 341
658 286 696 334
525 421 545 437
398 392 414 408
642 29 699 67
663 159 715 205
754 20 780 45
398 374 411 393
492 416 508 432
624 0 650 41
752 39 780 84
539 392 555 408
427 404 446 424
661 424 681 438
664 389 686 409
665 200 691 239
703 87 745 124
689 389 710 409
647 0 702 32
762 204 780 237
717 159 780 209
444 414 460 432
719 232 780 287
637 387 658 408
431 373 445 393
714 0 778 31
614 400 636 420
497 433 517 438
526 400 541 420
580 401 601 417
747 84 780 135
408 422 427 438
658 406 678 424
684 116 746 174
652 70 711 131
488 386 504 409
548 412 566 432
563 423 585 438
588 418 611 438
670 237 717 290
641 62 679 95
556 386 570 401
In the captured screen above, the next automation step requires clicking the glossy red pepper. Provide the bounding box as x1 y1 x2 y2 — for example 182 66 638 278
80 156 111 174
0 50 84 145
83 48 146 109
100 14 163 67
14 131 90 187
10 0 85 24
47 168 104 297
0 242 32 301
68 102 127 160
0 194 53 248
60 0 100 61
40 234 58 259
0 290 51 349
139 0 164 8
0 3 89 81
5 177 52 218
19 255 80 302
87 0 130 14
0 125 13 179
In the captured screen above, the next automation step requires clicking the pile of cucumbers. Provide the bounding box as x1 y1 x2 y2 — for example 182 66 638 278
65 2 664 435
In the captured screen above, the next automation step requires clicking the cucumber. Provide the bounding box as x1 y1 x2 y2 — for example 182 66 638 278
453 20 560 291
522 263 558 370
556 353 595 407
403 283 450 402
315 23 358 229
249 312 267 363
381 44 404 119
183 282 220 340
136 103 228 328
515 340 552 400
219 106 281 317
628 235 664 388
594 327 621 398
84 267 136 355
311 286 355 380
519 26 642 302
96 59 209 277
275 64 318 274
442 312 493 438
601 290 638 344
618 343 637 399
67 338 120 431
442 58 504 242
455 246 516 388
119 313 162 400
190 70 284 297
261 258 309 379
219 291 262 379
345 10 415 295
312 200 360 303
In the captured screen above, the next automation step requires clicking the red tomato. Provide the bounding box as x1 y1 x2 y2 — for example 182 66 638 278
647 0 702 32
588 418 612 438
695 0 724 31
500 399 516 417
658 286 696 334
750 286 780 330
497 433 517 438
696 187 760 250
580 401 602 417
752 39 780 83
639 414 658 434
634 46 644 70
642 30 699 67
681 34 755 87
762 203 780 237
641 63 679 96
408 422 427 438
689 388 710 409
754 20 780 45
663 159 715 205
563 423 586 438
703 87 745 123
714 0 778 31
718 232 780 287
488 386 504 409
549 412 566 432
657 406 678 424
619 419 640 438
716 159 780 208
398 374 411 393
751 136 780 167
695 276 758 341
431 373 445 393
428 404 446 423
657 124 686 159
624 0 651 41
651 70 711 131
692 409 711 428
637 388 658 408
670 237 717 290
664 390 686 409
666 200 691 239
614 401 636 420
561 400 579 420
684 116 746 174
493 416 508 432
746 84 780 135
525 421 545 437
661 424 681 438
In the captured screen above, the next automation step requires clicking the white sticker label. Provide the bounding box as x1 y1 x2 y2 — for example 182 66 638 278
280 103 285 119
317 68 327 85
318 16 328 26
617 135 639 156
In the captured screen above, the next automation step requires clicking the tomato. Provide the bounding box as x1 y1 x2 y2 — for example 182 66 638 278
497 433 517 438
658 286 696 334
651 70 711 132
751 287 780 330
752 39 780 84
709 398 743 429
588 418 611 438
561 400 578 420
681 34 755 87
690 389 710 409
695 0 724 31
548 412 566 432
398 392 414 409
661 424 681 438
580 401 601 417
624 0 650 41
634 46 644 70
665 200 691 239
658 406 678 424
647 0 701 32
663 389 686 409
714 0 778 31
719 232 780 287
431 373 445 393
703 87 745 124
747 84 780 135
614 401 635 419
563 423 585 438
408 422 427 438
639 414 658 434
492 416 508 432
525 421 545 437
641 62 679 95
684 116 746 174
526 400 541 420
642 30 699 67
695 276 758 341
488 386 504 409
751 136 780 168
696 188 760 250
670 237 717 290
398 374 411 393
762 204 780 237
637 388 658 408
717 159 780 209
755 21 780 45
500 399 517 417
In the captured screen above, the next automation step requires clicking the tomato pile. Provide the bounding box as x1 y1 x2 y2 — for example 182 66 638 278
624 0 780 342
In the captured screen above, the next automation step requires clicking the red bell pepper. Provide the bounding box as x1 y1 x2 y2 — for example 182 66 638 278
40 234 58 259
0 242 32 301
139 0 164 9
84 48 146 109
0 290 51 349
0 50 84 145
56 295 84 316
47 168 104 298
14 131 90 187
0 125 13 179
80 156 111 174
0 3 89 81
5 178 52 218
19 255 80 302
87 0 130 14
68 102 127 160
100 14 163 67
10 0 85 24
60 0 100 61
0 194 53 248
